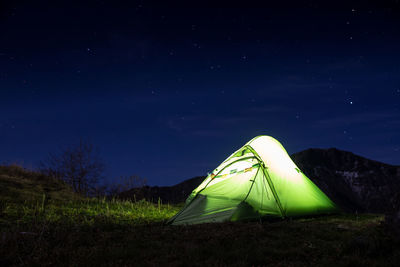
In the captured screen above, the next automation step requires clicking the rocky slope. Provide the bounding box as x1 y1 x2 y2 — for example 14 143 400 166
119 148 400 213
291 148 400 213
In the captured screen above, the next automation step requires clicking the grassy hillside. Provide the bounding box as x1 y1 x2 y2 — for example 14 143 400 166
0 165 79 203
1 164 400 266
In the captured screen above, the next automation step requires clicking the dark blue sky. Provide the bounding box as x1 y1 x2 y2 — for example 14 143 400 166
1 1 399 186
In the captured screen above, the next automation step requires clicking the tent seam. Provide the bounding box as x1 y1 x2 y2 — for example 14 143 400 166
245 145 286 218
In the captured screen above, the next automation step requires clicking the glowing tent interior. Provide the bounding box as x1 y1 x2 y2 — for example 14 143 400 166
168 136 338 225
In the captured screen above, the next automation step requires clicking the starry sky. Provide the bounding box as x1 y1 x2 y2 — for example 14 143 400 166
1 1 399 186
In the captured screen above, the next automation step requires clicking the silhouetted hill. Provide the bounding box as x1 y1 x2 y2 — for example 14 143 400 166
118 176 205 204
291 148 400 213
119 148 400 213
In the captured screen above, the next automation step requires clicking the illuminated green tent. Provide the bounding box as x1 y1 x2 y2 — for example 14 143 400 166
168 136 337 225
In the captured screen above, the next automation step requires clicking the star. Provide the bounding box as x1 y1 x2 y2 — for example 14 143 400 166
242 55 247 60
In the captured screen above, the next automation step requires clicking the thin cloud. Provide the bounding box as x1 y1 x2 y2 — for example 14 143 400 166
315 111 400 128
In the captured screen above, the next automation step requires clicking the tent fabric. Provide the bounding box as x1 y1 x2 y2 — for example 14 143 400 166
168 136 338 225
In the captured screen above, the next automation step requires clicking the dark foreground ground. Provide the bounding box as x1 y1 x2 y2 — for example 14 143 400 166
1 199 399 266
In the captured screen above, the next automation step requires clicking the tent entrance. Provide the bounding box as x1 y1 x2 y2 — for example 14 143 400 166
169 157 283 224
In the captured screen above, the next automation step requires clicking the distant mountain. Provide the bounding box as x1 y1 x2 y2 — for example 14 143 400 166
119 148 400 213
118 176 205 204
291 148 400 213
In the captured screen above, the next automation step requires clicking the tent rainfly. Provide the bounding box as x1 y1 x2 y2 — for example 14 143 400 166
168 136 338 225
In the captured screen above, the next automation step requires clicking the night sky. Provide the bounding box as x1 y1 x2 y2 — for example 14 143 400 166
1 1 399 186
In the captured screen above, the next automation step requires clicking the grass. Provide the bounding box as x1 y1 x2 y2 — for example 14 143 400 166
1 164 400 266
0 197 180 266
0 197 179 228
1 198 399 266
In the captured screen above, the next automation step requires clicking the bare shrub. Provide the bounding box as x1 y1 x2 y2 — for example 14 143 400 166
39 140 105 197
